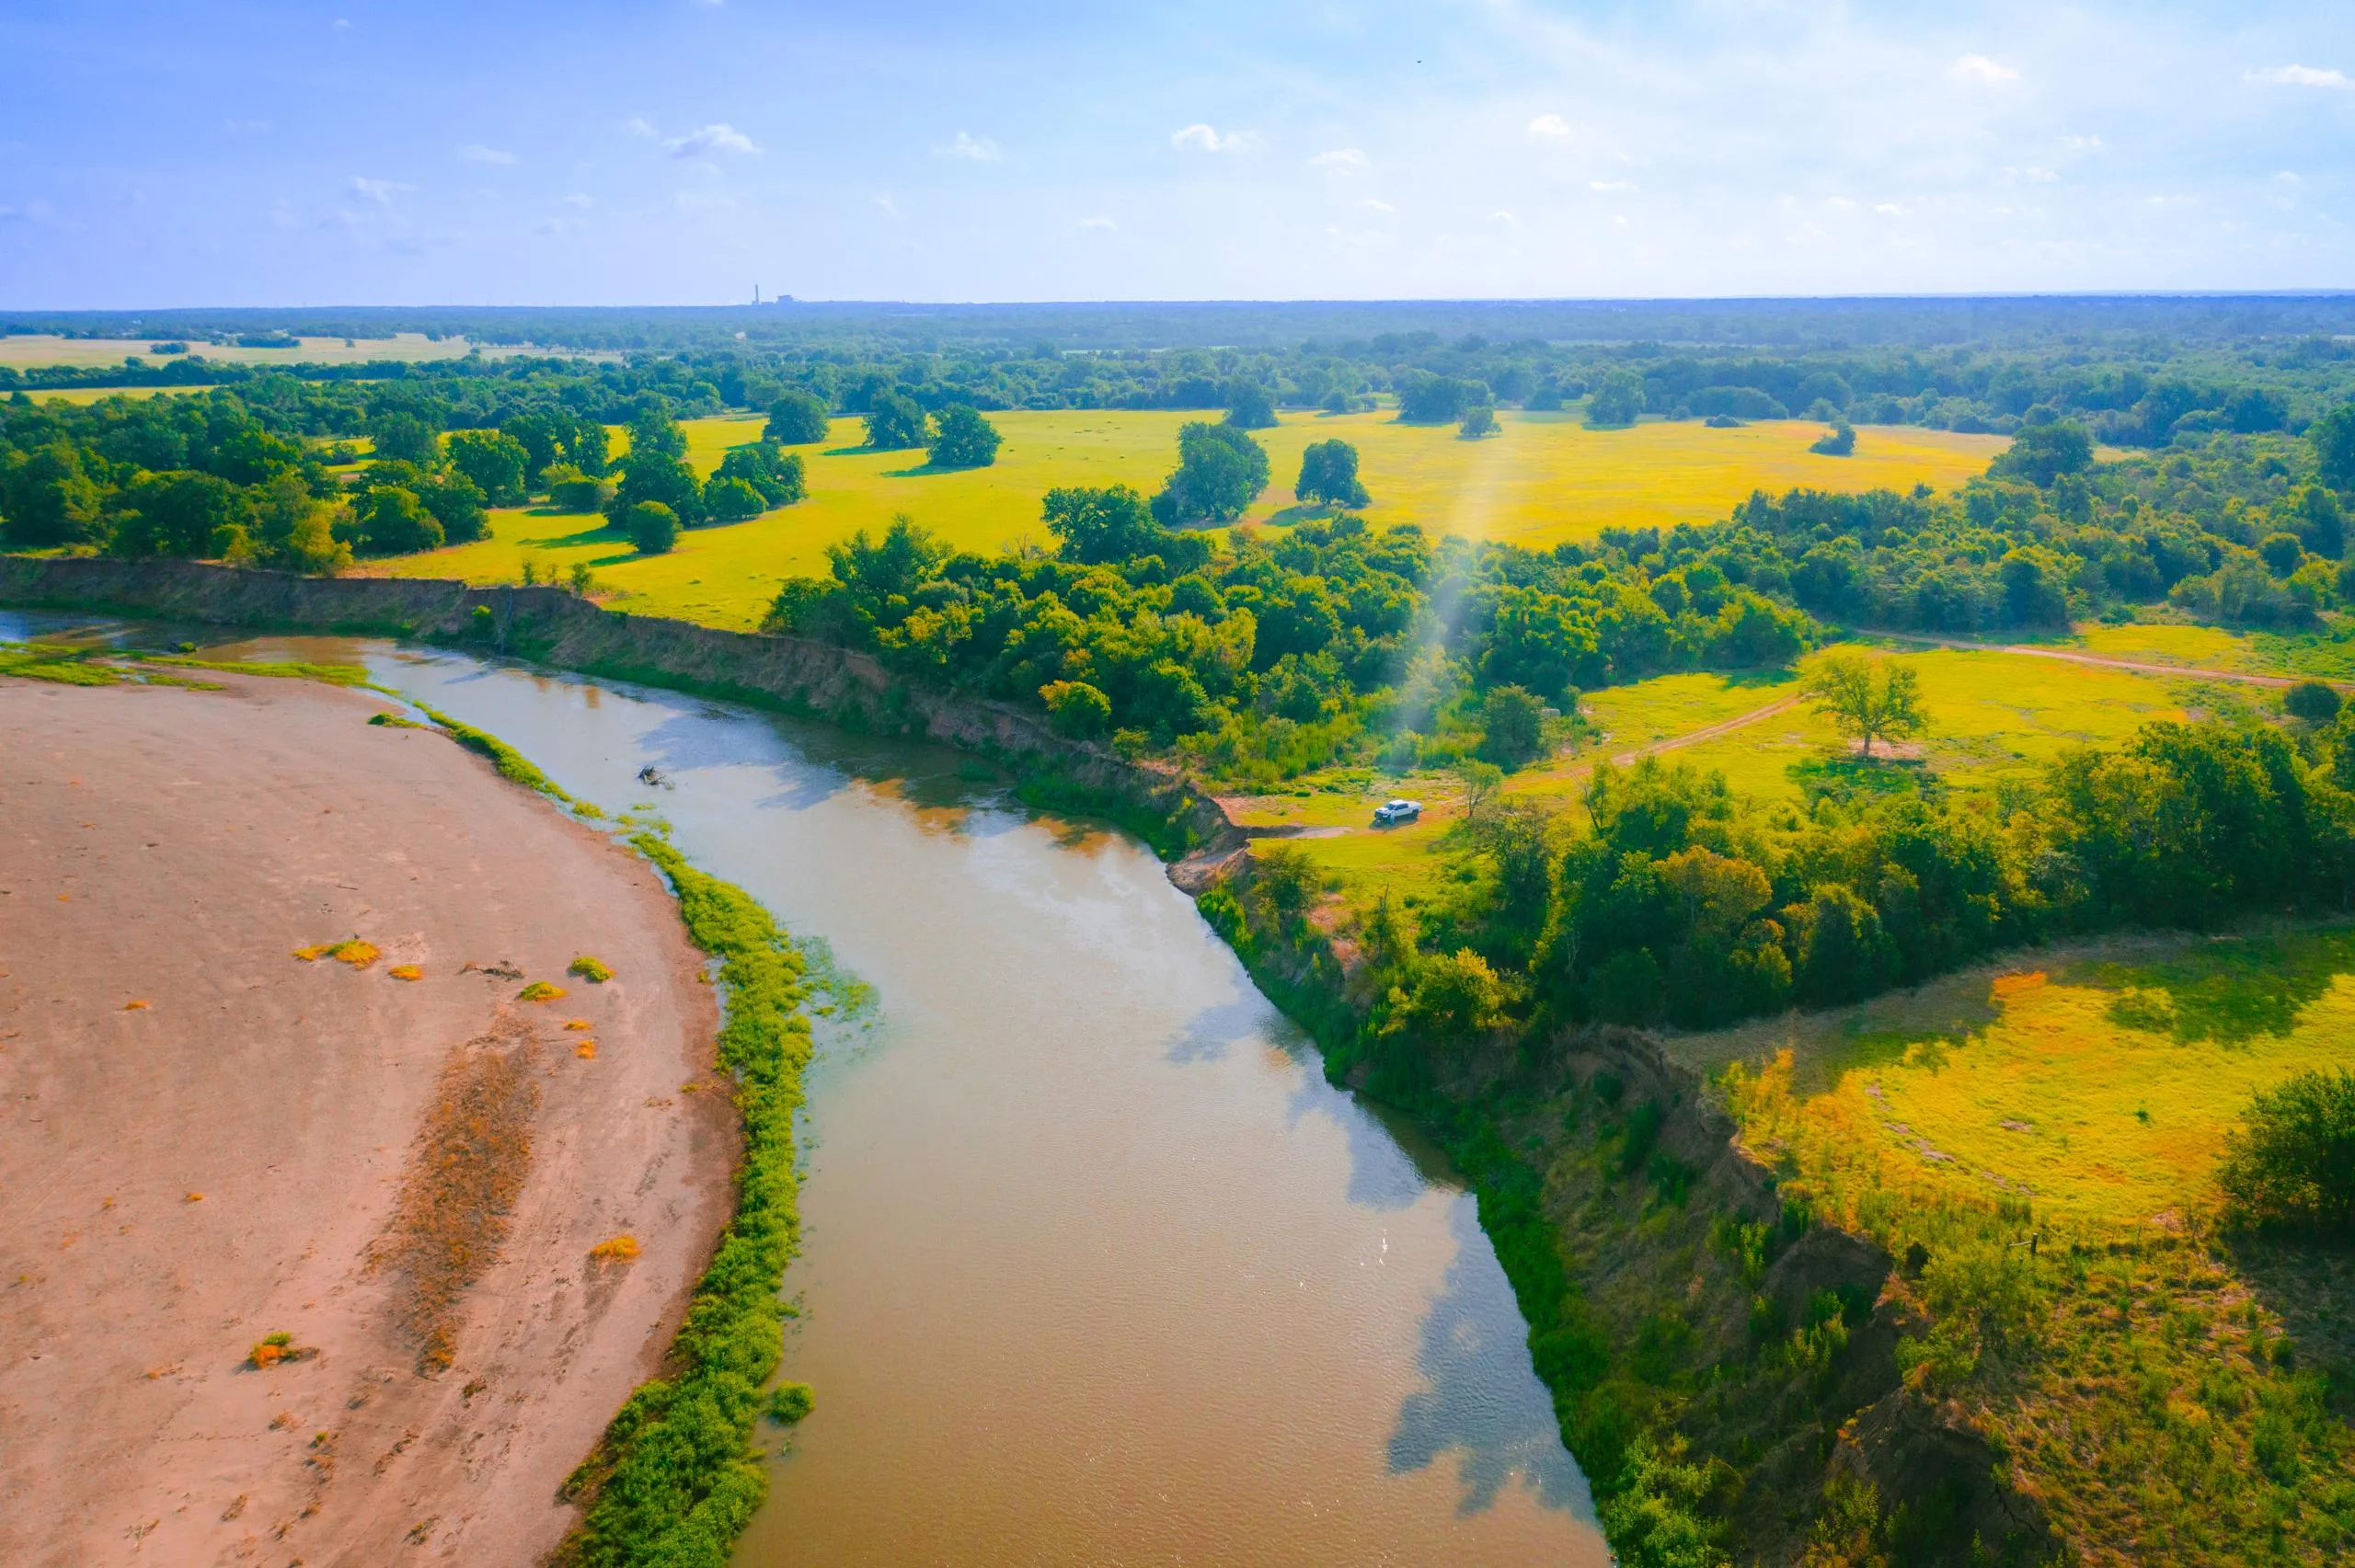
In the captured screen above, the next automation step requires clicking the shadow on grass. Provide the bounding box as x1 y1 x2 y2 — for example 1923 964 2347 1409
880 459 994 478
1788 753 1934 806
2080 925 2355 1047
2222 1231 2355 1418
821 442 925 459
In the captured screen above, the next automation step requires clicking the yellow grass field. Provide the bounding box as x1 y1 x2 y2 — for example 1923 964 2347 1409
1671 925 2355 1226
362 409 2004 631
0 332 546 369
21 384 214 405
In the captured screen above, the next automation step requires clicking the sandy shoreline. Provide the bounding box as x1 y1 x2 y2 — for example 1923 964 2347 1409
0 670 731 1566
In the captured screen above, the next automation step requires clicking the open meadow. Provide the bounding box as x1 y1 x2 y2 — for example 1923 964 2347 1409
359 409 2004 630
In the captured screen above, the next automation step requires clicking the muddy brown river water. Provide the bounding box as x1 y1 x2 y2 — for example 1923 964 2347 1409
6 613 1605 1566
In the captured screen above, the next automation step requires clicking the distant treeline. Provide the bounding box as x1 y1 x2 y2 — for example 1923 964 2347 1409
10 295 2355 450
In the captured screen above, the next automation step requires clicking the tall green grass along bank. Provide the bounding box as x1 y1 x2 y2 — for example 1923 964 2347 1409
556 832 814 1568
411 699 580 807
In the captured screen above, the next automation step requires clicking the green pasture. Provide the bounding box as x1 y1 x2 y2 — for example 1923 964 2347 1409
0 331 543 370
361 409 2005 631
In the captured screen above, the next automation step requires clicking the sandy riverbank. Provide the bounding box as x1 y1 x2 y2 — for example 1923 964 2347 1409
0 669 730 1565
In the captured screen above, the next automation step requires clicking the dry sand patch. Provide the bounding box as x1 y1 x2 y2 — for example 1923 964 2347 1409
0 671 729 1565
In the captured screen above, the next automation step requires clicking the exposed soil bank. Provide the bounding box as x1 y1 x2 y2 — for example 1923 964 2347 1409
0 670 729 1566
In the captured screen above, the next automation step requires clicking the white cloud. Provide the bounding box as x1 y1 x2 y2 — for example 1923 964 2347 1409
1491 209 1519 223
1951 53 2020 86
560 192 593 208
349 177 410 205
2022 166 2059 182
1171 123 1249 154
1309 147 1367 168
222 119 270 134
2061 133 2104 152
458 143 516 166
664 123 760 157
1360 198 1396 213
625 117 658 138
330 17 350 29
1075 216 1117 230
2276 170 2303 184
1590 178 1637 192
873 195 898 215
1527 113 1574 138
939 131 1001 162
2247 64 2350 89
1876 202 1906 216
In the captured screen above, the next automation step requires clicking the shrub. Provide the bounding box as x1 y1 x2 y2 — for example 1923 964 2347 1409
569 956 613 983
2221 1068 2355 1232
702 476 766 523
590 1235 641 1263
519 980 567 1002
1809 421 1856 456
2285 680 2342 723
389 964 423 981
766 1383 814 1425
1040 679 1112 738
624 500 678 555
1458 404 1499 440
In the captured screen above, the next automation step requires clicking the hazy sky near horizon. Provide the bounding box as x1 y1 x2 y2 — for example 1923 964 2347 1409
3 1 2351 308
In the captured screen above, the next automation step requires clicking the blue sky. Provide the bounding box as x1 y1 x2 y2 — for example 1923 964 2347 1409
2 1 2350 306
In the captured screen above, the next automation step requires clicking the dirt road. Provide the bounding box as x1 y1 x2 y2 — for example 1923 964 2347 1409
0 671 729 1566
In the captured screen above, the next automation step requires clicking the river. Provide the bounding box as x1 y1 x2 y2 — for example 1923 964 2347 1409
6 613 1604 1566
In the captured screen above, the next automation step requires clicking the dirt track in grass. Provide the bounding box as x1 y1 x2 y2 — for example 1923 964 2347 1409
0 670 729 1567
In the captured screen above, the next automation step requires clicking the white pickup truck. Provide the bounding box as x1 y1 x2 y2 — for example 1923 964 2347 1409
1372 798 1422 827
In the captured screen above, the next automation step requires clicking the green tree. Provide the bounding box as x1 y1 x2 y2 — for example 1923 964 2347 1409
1044 484 1160 564
542 464 610 513
625 405 687 464
1458 404 1499 440
1476 684 1547 767
416 471 488 544
862 390 927 451
927 404 1002 469
113 471 251 558
1805 653 1926 759
444 429 531 505
625 499 680 555
714 441 805 506
607 452 705 529
368 411 438 466
245 471 351 575
2308 403 2355 492
1809 421 1856 456
1992 421 2093 486
1584 370 1646 428
2220 1068 2355 1233
1396 371 1475 424
353 486 442 556
1295 439 1371 509
1149 421 1269 526
702 475 767 523
1224 380 1277 430
500 410 567 485
764 389 833 445
0 441 108 548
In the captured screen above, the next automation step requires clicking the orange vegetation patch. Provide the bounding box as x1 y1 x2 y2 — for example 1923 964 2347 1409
245 1333 316 1370
388 964 423 982
294 939 380 968
184 1192 203 1203
588 1234 639 1263
574 1041 597 1060
1990 969 2048 999
563 1018 593 1031
122 1000 149 1011
517 980 565 1002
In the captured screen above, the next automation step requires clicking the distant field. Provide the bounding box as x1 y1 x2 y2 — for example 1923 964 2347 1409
361 409 2005 630
22 384 213 405
0 332 550 369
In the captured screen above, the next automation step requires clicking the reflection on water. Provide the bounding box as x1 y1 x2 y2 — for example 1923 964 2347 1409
5 613 1605 1566
1392 1201 1594 1516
